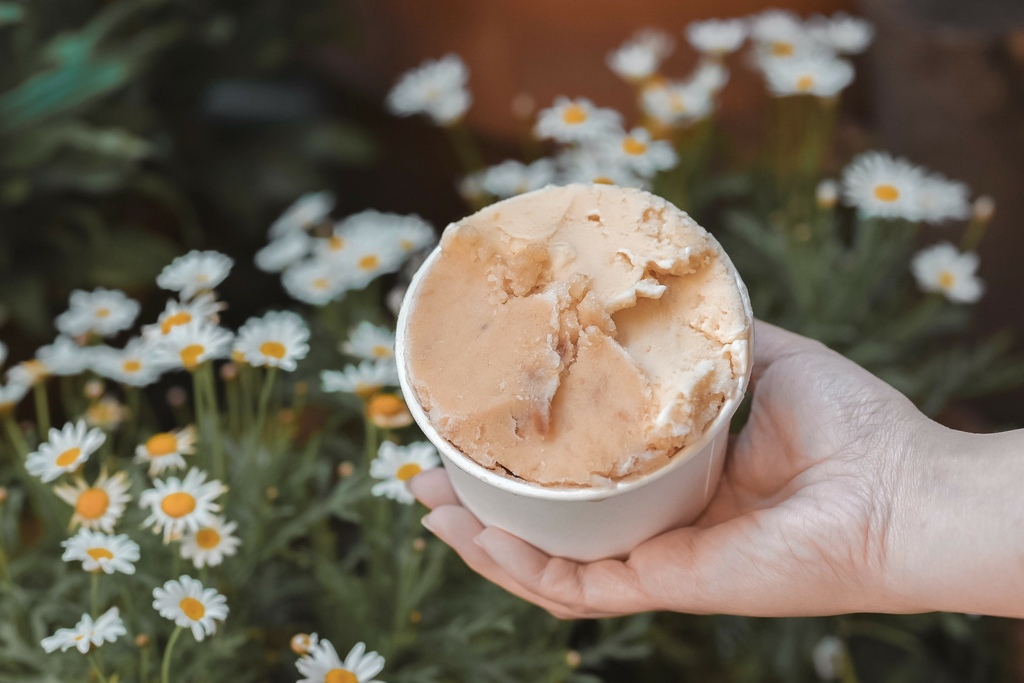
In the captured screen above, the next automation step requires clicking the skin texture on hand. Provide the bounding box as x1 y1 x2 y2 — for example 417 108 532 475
410 320 1024 619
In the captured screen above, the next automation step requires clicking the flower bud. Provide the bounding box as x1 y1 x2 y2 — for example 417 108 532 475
166 386 188 408
84 379 104 400
972 195 995 224
337 462 355 478
565 650 582 668
135 634 150 648
219 363 238 381
816 179 838 209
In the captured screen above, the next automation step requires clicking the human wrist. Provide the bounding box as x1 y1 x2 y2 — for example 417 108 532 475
884 422 1024 616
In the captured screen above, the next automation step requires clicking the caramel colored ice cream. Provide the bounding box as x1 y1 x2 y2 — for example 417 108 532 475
404 184 750 487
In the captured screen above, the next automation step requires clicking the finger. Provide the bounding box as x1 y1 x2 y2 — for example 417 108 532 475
408 468 459 509
421 505 589 619
475 527 656 617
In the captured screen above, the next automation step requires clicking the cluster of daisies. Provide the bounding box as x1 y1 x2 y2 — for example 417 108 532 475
255 192 436 306
26 416 236 653
827 150 989 303
385 11 874 199
319 320 441 504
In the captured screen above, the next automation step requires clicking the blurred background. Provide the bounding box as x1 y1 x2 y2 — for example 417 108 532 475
2 0 1024 680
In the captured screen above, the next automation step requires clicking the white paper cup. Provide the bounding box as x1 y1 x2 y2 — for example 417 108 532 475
396 236 754 563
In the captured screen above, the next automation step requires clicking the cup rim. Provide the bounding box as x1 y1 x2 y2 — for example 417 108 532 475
395 189 754 502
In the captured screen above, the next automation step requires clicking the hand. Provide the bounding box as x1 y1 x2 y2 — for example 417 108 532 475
409 321 1021 618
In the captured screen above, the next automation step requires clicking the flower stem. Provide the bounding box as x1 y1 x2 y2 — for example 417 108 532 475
364 410 378 465
140 640 150 683
1 414 28 460
90 571 100 616
443 121 485 174
161 626 183 683
88 652 110 683
201 365 225 482
961 216 989 253
33 383 50 436
254 367 277 443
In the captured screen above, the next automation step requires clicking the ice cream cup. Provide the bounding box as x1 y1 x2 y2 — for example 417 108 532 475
396 235 754 563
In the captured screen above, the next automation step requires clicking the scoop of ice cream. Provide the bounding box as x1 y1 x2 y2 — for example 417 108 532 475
404 184 750 487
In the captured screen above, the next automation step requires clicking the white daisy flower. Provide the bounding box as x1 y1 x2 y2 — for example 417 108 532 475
41 607 126 654
134 426 197 476
816 179 839 208
343 322 396 361
26 420 105 483
180 515 241 569
291 632 319 656
641 81 714 127
808 13 874 54
841 151 927 221
234 311 310 371
366 393 413 429
139 468 227 543
558 149 647 189
331 232 406 291
282 258 347 306
256 231 314 273
749 9 821 60
911 243 984 304
689 59 730 93
386 53 472 125
297 639 386 683
812 636 845 680
269 191 335 239
534 97 623 144
481 158 557 199
152 321 233 372
61 529 140 575
320 211 434 260
152 575 229 641
36 336 94 376
601 127 678 177
157 250 234 300
321 360 399 398
763 54 854 98
457 170 487 205
85 396 128 431
370 441 441 504
685 18 748 56
606 29 674 82
55 288 140 339
92 337 166 387
146 293 225 341
55 470 131 533
916 173 971 224
0 381 29 413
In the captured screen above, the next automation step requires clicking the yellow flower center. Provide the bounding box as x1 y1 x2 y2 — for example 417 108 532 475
146 433 179 457
56 447 83 468
76 488 110 520
179 597 205 621
561 103 588 125
622 136 647 156
938 270 956 289
400 239 414 251
328 235 345 251
196 273 211 284
396 462 423 481
325 669 358 683
161 492 197 518
372 345 392 358
180 344 205 370
593 176 615 185
24 359 48 382
796 75 815 91
259 341 287 359
87 547 114 561
312 277 331 291
771 41 794 57
196 528 221 549
161 311 192 335
95 307 111 319
368 393 407 419
873 184 900 202
123 359 142 373
231 349 246 364
358 254 380 271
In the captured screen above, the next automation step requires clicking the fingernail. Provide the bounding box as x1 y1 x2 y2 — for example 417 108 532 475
420 514 436 534
472 534 484 548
